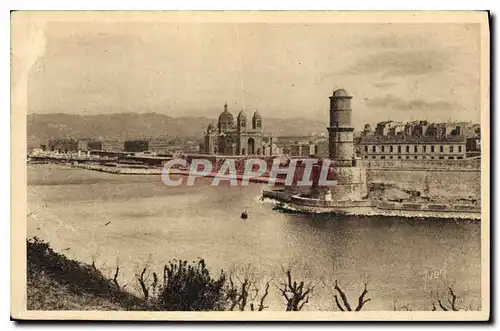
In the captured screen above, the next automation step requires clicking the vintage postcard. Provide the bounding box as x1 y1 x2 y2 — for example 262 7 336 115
11 11 490 321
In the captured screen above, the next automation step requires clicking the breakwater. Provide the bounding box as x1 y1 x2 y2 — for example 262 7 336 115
69 163 286 185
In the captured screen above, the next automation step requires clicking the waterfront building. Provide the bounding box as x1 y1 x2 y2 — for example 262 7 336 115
359 119 480 161
101 140 124 152
87 140 124 152
375 121 405 136
359 135 467 160
47 138 80 153
202 102 266 155
124 139 149 153
466 136 481 158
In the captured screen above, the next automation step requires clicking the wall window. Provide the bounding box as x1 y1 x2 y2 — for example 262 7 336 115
431 145 435 153
364 156 368 159
449 146 454 153
439 156 445 159
406 156 410 159
372 146 376 153
423 145 427 152
372 156 376 159
390 146 394 152
440 145 444 153
381 156 386 159
390 156 393 159
398 156 402 159
398 146 402 153
414 145 418 152
431 156 435 159
381 145 385 152
364 145 368 152
406 146 410 153
414 156 418 159
449 156 455 160
457 156 463 159
458 146 463 153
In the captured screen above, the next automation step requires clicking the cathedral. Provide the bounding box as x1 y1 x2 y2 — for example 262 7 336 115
203 102 265 155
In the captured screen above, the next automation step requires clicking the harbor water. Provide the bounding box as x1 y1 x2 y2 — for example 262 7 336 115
27 164 481 311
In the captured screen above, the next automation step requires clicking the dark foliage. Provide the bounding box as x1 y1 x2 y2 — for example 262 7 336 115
156 259 227 311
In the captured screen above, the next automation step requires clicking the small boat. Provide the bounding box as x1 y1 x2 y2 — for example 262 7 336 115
241 208 248 219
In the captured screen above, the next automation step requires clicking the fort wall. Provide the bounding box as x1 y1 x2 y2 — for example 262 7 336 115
365 165 480 200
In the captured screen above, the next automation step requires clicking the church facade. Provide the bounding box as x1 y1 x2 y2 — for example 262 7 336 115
203 102 265 155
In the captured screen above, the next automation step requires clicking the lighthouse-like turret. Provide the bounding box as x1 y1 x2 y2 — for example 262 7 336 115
327 89 355 165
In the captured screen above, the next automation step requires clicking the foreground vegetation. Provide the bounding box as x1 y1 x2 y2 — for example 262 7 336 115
27 237 473 311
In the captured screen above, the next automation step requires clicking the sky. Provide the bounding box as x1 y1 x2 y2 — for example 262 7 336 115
26 21 481 129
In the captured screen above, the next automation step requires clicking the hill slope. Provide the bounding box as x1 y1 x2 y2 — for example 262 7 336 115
27 113 328 148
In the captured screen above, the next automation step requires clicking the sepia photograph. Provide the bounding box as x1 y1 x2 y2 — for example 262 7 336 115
10 10 490 321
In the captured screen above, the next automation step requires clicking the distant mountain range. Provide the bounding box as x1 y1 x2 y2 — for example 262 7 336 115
27 113 329 148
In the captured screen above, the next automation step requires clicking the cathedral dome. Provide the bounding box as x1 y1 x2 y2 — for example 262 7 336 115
218 102 234 128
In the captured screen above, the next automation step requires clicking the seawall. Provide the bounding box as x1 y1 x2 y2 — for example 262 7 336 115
361 159 481 200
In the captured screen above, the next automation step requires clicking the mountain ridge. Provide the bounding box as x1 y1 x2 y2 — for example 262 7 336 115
27 113 329 148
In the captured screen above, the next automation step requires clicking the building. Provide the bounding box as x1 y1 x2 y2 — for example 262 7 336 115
101 140 124 152
277 136 315 157
124 139 149 153
202 102 266 155
359 135 467 160
466 136 481 158
404 120 429 137
87 140 124 152
359 118 481 161
375 121 404 136
147 137 170 155
47 138 80 153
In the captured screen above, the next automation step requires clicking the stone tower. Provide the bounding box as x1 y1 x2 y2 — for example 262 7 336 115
327 89 354 166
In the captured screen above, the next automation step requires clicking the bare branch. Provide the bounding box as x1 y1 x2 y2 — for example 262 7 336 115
437 299 448 311
334 280 352 311
355 283 371 311
334 295 345 311
448 287 459 311
137 267 149 300
113 265 120 288
257 282 270 311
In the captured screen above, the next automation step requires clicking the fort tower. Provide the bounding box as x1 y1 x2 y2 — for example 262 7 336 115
328 89 355 165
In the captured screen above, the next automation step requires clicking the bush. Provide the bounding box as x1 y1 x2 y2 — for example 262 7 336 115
156 259 227 311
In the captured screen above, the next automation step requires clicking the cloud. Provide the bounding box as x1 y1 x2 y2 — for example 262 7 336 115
373 81 396 89
364 95 462 111
339 50 449 78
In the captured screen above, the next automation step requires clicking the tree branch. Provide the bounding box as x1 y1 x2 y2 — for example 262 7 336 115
334 295 345 311
334 280 352 311
113 265 120 288
355 283 371 311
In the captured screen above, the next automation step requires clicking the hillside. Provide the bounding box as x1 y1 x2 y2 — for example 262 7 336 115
27 113 328 148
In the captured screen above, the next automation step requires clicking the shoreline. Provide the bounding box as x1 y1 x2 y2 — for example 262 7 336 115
34 162 287 185
262 190 481 221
